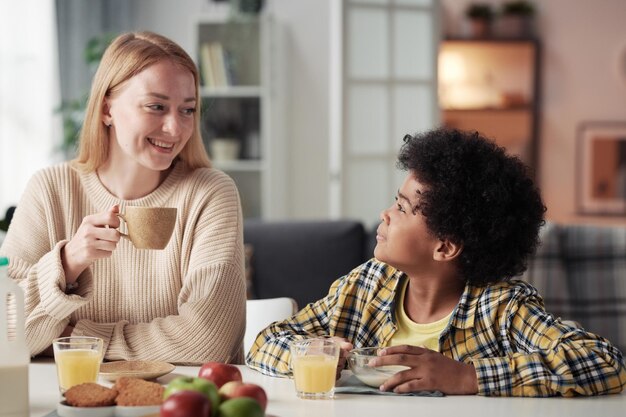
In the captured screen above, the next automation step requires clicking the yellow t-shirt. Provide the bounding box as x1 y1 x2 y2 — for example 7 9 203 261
387 278 453 351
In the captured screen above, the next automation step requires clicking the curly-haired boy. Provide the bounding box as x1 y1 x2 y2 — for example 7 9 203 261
247 128 626 396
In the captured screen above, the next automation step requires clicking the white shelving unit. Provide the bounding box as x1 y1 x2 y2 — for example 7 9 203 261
194 15 286 219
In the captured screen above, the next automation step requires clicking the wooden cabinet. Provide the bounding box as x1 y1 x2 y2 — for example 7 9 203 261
195 16 286 219
439 39 541 172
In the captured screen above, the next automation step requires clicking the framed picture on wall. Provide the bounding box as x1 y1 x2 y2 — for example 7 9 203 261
577 121 626 215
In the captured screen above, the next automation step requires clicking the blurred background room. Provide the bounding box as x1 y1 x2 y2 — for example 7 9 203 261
1 0 626 231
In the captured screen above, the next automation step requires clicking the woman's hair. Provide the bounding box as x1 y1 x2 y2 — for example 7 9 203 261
74 31 210 171
397 128 546 285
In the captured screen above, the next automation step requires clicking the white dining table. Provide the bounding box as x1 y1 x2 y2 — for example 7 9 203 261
29 358 626 417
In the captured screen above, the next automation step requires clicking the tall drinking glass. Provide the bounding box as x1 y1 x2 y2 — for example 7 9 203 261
52 336 103 394
290 338 339 399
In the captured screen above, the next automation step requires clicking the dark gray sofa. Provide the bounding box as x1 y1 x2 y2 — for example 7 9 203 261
243 219 377 308
523 221 626 354
245 219 626 354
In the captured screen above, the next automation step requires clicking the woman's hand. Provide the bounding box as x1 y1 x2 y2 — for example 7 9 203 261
61 205 121 284
329 336 354 380
369 345 478 395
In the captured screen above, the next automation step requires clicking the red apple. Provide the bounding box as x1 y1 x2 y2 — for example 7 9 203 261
198 362 242 388
219 381 268 411
163 376 220 417
160 390 211 417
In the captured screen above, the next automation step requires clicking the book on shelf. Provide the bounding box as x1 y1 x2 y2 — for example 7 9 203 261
199 41 236 88
222 49 237 86
210 42 227 87
199 42 216 87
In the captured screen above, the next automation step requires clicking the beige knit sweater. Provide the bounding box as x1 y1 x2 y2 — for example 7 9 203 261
0 160 246 364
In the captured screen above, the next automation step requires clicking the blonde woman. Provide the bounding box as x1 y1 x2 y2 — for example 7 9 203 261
0 32 246 364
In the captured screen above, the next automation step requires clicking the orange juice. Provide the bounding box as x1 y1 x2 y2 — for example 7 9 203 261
55 349 101 392
292 354 337 393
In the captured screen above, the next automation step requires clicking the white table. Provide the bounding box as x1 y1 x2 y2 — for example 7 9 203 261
29 358 626 417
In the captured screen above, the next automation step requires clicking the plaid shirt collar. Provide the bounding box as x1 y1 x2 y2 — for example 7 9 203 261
377 262 479 333
451 282 481 329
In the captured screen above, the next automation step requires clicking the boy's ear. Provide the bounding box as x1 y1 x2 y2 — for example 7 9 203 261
433 239 463 262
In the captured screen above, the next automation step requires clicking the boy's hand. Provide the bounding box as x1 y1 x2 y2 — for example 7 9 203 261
329 337 353 380
368 345 478 395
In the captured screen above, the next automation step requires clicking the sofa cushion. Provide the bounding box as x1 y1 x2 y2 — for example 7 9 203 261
243 220 367 308
364 225 379 261
559 223 626 352
523 222 571 319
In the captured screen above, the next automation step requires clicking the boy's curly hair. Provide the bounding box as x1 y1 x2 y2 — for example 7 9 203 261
397 128 546 285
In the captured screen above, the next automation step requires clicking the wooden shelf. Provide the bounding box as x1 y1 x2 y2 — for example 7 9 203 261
212 159 263 172
200 86 262 98
439 38 541 174
443 105 533 112
443 37 538 44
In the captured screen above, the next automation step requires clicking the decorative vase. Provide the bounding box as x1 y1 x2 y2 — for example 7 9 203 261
210 138 241 161
231 0 264 15
498 15 534 38
468 18 492 38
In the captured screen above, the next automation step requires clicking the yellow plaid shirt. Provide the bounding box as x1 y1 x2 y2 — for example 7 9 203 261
246 259 626 396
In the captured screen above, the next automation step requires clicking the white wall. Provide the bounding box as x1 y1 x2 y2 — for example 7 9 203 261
0 0 62 216
5 1 626 224
132 0 332 219
268 0 331 219
133 0 626 223
0 0 333 220
442 0 626 224
539 0 626 223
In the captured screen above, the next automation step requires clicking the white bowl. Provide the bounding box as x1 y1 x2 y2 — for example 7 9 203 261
57 402 160 417
115 405 160 417
57 402 115 417
347 347 410 387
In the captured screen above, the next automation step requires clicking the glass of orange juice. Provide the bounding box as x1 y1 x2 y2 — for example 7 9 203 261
52 336 103 394
290 338 339 399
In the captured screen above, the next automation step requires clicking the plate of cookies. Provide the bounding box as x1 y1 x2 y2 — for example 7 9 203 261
58 377 163 417
99 360 175 382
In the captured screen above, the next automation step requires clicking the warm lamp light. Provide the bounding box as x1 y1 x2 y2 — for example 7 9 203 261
438 50 502 109
438 51 466 84
439 51 473 109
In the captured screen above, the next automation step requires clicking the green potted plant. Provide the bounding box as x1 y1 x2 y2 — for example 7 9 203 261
502 0 535 16
56 33 117 159
205 115 243 162
499 1 536 38
465 3 495 38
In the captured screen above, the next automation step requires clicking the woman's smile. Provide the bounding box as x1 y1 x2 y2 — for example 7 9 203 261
147 137 175 152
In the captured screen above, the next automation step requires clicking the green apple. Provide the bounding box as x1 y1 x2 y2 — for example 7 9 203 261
218 397 264 417
164 376 220 417
219 381 267 411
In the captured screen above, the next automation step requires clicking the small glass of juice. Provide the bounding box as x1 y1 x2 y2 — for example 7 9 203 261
52 336 103 394
290 337 339 399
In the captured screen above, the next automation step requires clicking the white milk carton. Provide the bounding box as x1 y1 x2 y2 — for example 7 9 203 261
0 257 29 417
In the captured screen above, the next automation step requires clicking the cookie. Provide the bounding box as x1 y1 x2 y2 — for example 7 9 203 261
64 382 118 407
114 377 164 406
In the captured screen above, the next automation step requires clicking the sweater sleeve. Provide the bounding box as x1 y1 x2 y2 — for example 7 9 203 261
245 277 345 377
0 171 93 356
74 173 247 365
245 261 399 376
